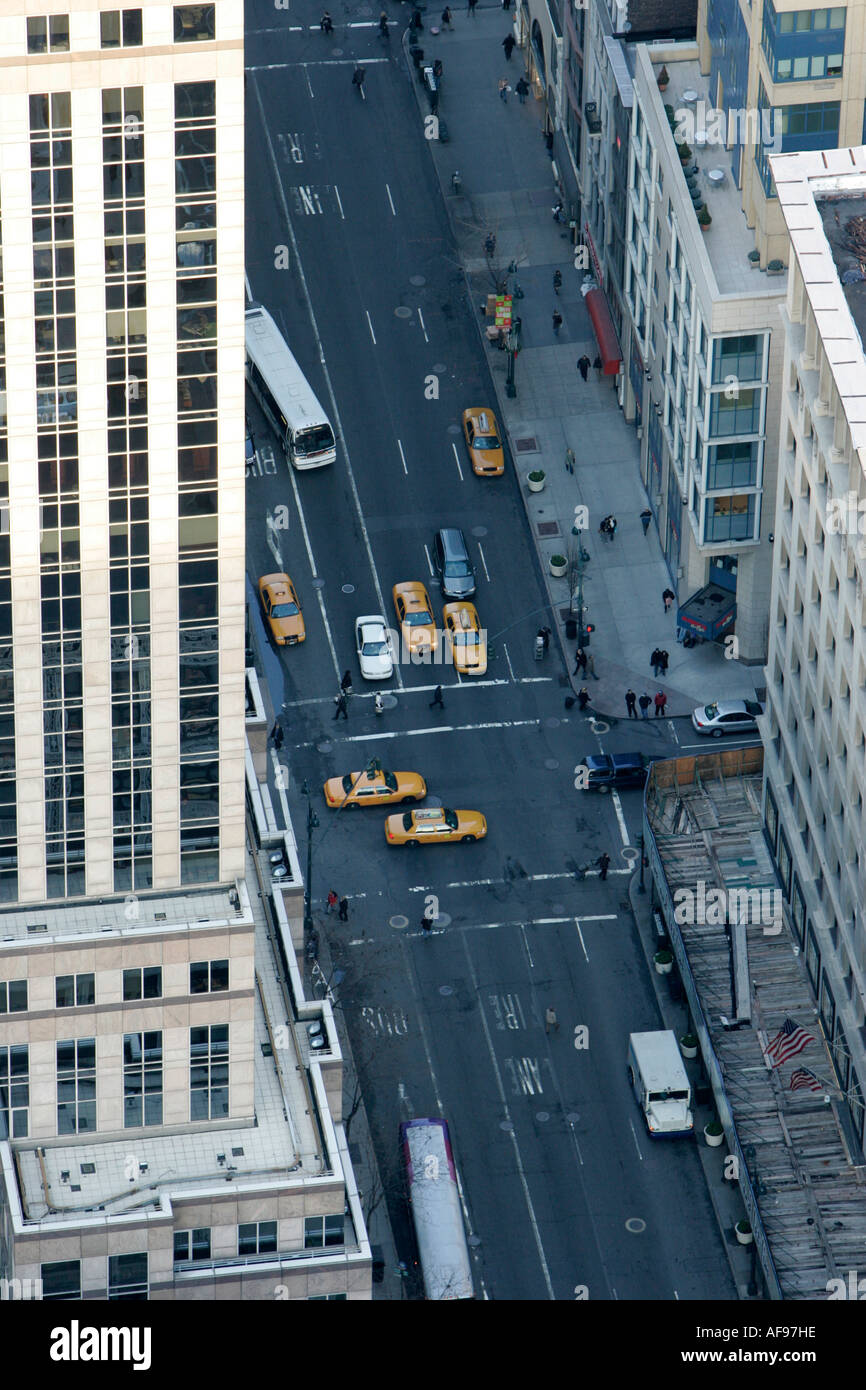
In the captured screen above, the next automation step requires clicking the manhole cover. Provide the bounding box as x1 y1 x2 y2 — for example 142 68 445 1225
431 912 452 928
468 1234 482 1248
434 362 448 374
341 583 355 594
375 692 399 710
621 846 638 861
536 1111 550 1123
426 794 443 807
537 521 561 537
439 985 454 996
395 306 412 318
499 1120 514 1133
311 577 325 589
316 741 333 754
565 1112 580 1124
409 275 426 287
390 915 409 930
471 526 488 537
544 758 559 770
514 436 539 453
545 717 561 729
625 1218 646 1235
551 902 565 914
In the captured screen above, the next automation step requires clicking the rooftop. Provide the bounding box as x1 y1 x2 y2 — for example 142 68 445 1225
0 882 247 947
8 840 339 1233
647 750 865 1300
819 192 866 354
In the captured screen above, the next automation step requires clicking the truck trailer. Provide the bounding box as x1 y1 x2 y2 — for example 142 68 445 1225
627 1030 694 1137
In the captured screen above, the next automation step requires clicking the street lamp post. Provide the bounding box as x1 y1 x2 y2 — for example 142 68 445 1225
505 318 520 398
301 780 319 936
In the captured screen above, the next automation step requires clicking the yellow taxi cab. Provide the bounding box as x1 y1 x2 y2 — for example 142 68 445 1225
259 572 306 645
462 407 505 476
384 806 487 846
442 601 487 675
323 768 427 808
392 582 438 655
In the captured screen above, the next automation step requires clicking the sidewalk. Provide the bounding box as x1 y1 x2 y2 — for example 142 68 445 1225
414 8 763 720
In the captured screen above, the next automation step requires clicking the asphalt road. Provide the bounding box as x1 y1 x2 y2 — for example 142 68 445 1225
244 0 737 1300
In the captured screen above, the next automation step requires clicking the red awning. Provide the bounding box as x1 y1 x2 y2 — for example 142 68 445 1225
585 288 622 375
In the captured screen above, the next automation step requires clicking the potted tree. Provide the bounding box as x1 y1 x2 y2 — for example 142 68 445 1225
527 469 545 493
677 141 692 164
697 205 712 231
735 1219 754 1246
748 249 761 267
549 553 568 578
704 1119 724 1147
767 258 785 274
680 1032 698 1060
657 65 670 92
653 948 673 975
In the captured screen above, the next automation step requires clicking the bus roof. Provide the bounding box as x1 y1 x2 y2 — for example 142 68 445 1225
244 303 330 432
400 1118 473 1300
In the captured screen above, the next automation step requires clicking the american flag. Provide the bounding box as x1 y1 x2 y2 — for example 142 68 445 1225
765 1017 815 1068
789 1068 823 1093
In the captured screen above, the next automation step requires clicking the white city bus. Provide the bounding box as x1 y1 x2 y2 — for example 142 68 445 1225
244 304 336 469
400 1117 474 1300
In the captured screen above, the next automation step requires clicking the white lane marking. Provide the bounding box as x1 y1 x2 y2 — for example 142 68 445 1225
305 67 315 99
678 740 762 751
346 914 620 943
502 641 515 682
610 790 631 847
293 717 541 748
385 183 396 216
451 442 464 481
250 82 400 689
397 439 409 475
578 914 619 921
247 58 391 71
477 542 491 583
407 875 624 893
418 308 429 344
423 543 434 577
674 1289 680 1300
284 460 340 679
575 919 589 962
629 1120 644 1161
282 676 553 708
334 184 346 220
667 718 679 744
460 941 556 1298
365 309 376 344
519 924 534 969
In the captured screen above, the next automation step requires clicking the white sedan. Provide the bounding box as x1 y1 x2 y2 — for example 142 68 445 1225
355 615 394 681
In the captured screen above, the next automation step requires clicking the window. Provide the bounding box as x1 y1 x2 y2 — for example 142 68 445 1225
711 334 764 385
174 1228 211 1262
55 972 95 1008
174 5 215 41
190 1023 228 1121
708 388 762 437
190 958 228 994
704 494 757 542
0 980 27 1013
123 965 162 1000
108 1252 148 1300
41 1260 80 1300
755 84 840 196
707 441 760 490
238 1221 277 1256
27 15 70 54
101 9 143 47
0 1045 29 1139
762 1 845 82
304 1214 345 1249
56 1037 96 1134
123 1031 163 1127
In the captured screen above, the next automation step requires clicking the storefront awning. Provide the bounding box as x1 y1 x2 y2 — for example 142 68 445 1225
585 288 622 375
677 584 736 642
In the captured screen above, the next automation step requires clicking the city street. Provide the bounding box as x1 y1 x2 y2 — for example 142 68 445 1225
244 0 737 1300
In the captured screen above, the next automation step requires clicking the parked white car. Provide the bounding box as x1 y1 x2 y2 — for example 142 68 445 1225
355 615 394 681
691 699 764 737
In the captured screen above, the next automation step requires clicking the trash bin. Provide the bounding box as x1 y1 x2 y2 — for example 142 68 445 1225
371 1244 385 1284
410 45 425 68
565 617 578 640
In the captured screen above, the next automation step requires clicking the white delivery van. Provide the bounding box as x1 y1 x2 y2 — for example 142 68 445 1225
628 1030 694 1137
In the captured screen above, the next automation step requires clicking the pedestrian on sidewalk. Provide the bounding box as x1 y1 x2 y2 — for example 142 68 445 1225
333 691 348 720
640 508 652 535
654 690 667 718
503 33 516 60
573 647 587 675
467 0 477 15
638 692 651 720
552 308 563 334
338 896 349 921
625 689 637 718
662 587 675 612
564 447 575 474
607 516 617 541
498 78 509 102
516 76 529 103
538 625 551 653
651 648 662 677
586 651 597 679
577 686 590 711
597 852 611 880
429 684 445 709
420 914 434 935
433 57 443 81
593 355 603 381
659 649 669 674
270 721 284 749
553 268 562 294
326 889 338 915
577 354 590 381
441 5 453 27
411 7 424 28
340 669 353 694
484 231 496 257
545 1005 559 1034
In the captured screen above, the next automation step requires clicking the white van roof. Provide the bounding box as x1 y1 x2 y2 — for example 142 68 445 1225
629 1031 688 1091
